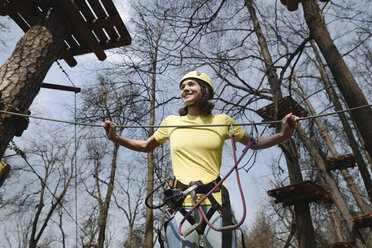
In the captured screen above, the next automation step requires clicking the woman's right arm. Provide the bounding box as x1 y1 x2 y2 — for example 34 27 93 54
101 121 161 153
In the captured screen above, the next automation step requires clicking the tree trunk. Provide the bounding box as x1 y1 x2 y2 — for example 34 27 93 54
318 168 347 243
128 223 133 248
145 152 155 248
244 1 316 247
144 24 161 248
329 207 344 243
0 7 70 158
301 0 372 163
97 143 118 248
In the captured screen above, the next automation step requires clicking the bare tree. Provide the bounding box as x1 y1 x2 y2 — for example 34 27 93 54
110 1 177 246
113 160 146 248
78 76 145 247
0 126 77 248
244 211 276 247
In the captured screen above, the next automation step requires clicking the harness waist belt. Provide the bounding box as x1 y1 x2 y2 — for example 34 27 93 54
173 177 221 194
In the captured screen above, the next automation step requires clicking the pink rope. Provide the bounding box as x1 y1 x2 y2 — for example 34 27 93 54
178 136 255 236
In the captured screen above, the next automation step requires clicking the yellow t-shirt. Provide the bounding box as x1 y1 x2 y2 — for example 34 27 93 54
154 114 245 206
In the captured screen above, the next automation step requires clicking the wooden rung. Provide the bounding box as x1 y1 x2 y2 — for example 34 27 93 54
267 181 332 207
328 242 352 248
326 153 356 171
351 213 372 229
256 96 307 124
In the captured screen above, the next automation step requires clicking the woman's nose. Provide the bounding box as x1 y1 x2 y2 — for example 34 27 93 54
182 85 190 92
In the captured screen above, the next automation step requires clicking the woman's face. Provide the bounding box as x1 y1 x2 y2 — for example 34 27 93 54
180 79 203 106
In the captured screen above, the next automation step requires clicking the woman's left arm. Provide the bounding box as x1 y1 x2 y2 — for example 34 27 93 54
239 113 299 150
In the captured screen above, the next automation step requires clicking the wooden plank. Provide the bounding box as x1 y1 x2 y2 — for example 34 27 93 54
58 0 107 60
351 213 372 229
0 1 18 16
326 153 356 171
41 82 81 93
69 28 89 52
87 0 117 40
56 0 106 60
64 33 81 51
17 0 39 27
9 13 30 32
58 49 77 67
267 181 332 206
74 0 108 43
101 0 131 41
329 242 352 248
90 16 117 30
66 36 131 56
257 96 308 122
278 191 332 206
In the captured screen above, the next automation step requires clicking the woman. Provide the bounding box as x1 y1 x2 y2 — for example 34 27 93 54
102 71 299 248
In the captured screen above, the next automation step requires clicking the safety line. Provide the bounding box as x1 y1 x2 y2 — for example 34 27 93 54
0 103 371 129
56 60 79 248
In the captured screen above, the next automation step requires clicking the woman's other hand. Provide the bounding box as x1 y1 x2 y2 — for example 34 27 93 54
280 113 299 140
101 120 118 141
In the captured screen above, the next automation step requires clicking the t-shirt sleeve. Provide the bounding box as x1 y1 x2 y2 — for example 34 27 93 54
225 115 245 142
154 116 170 144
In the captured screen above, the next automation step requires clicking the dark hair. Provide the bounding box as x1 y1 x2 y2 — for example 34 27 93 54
178 80 214 116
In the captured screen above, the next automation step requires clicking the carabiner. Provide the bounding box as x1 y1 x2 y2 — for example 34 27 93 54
228 123 235 137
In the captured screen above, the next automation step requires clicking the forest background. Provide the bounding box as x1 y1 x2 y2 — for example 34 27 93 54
0 0 371 247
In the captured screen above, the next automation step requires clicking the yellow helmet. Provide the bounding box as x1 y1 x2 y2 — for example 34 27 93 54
180 71 214 99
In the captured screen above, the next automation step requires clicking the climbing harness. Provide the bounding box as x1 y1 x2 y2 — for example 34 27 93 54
146 123 256 247
145 178 201 216
177 124 255 237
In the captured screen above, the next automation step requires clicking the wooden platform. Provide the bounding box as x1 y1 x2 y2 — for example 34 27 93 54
267 181 332 206
280 0 329 12
351 213 372 229
280 0 301 12
328 243 352 248
325 153 356 171
256 96 307 124
0 0 131 67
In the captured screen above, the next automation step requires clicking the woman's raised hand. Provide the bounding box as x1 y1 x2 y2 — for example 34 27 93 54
280 113 299 140
101 120 118 141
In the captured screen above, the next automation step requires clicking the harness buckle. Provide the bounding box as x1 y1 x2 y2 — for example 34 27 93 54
164 206 177 220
